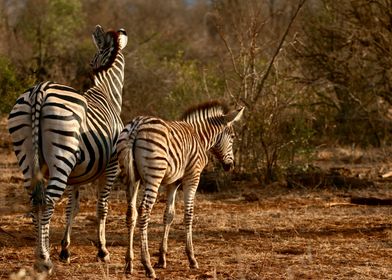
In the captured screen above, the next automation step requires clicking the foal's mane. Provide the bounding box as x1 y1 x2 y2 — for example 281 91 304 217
180 100 229 120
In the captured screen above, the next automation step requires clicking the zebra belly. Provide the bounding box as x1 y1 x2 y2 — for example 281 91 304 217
67 145 113 185
161 162 186 185
66 114 119 185
40 123 113 186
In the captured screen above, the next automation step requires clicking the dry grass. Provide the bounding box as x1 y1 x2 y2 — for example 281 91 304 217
0 118 391 279
1 185 391 280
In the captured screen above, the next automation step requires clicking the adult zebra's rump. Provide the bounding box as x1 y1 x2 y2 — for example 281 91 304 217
117 101 244 278
7 25 127 273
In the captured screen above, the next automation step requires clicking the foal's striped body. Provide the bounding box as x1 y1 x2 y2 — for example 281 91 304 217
117 101 244 278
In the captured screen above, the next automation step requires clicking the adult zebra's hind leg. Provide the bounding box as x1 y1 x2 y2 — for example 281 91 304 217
124 180 140 274
59 186 80 263
33 162 75 274
156 183 180 269
32 201 54 274
33 172 70 274
96 160 118 262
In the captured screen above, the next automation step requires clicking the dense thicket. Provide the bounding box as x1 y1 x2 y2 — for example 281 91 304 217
1 0 391 182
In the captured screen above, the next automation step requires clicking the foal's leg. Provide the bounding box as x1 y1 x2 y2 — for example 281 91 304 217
139 180 162 278
124 180 140 274
182 175 200 269
157 183 180 268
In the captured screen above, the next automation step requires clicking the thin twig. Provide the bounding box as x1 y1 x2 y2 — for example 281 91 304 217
0 226 17 239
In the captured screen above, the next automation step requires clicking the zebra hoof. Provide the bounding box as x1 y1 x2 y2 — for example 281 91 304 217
145 269 156 279
124 262 133 274
34 259 53 275
97 250 110 263
142 260 156 278
155 255 166 269
190 259 199 269
59 249 71 263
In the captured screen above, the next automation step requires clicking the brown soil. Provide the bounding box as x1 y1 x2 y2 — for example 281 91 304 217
0 119 391 280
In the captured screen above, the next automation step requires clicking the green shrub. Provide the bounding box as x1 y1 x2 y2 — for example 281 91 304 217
0 56 30 115
162 51 225 119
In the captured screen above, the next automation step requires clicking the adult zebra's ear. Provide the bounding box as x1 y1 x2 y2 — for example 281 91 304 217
92 25 105 50
223 106 245 126
117 28 128 50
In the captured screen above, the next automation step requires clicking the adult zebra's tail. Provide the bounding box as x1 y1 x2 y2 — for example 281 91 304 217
30 82 46 206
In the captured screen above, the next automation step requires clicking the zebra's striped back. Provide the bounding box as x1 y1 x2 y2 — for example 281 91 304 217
118 101 244 186
117 101 244 277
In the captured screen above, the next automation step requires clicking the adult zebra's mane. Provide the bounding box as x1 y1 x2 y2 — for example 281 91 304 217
181 100 229 121
92 30 120 74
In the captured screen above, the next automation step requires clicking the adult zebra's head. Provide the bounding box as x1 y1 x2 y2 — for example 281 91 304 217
211 106 245 171
91 25 128 72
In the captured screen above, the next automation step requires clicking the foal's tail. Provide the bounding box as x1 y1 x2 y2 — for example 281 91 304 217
117 119 141 187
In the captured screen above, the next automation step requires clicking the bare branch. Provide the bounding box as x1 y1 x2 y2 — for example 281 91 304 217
252 0 307 107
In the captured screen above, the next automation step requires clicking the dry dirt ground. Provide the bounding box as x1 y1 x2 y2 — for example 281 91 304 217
0 118 391 280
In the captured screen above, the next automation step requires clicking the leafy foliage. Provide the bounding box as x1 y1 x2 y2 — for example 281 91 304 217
0 56 31 114
293 0 392 146
15 0 85 83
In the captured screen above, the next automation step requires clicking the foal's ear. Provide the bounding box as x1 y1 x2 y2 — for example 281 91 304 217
223 107 245 125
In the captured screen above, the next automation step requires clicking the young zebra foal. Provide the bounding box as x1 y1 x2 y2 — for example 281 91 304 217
117 101 244 278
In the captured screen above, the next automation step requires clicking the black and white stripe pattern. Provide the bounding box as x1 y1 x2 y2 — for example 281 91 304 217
117 101 244 278
7 25 127 273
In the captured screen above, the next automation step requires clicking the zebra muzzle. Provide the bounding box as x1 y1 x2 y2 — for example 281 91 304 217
222 162 234 172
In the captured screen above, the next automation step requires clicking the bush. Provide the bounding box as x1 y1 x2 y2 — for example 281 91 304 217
0 56 31 115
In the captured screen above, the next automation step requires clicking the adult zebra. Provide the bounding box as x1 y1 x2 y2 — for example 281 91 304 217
7 25 127 273
117 101 244 278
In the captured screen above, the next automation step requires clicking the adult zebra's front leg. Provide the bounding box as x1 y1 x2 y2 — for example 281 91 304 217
96 159 118 262
59 186 80 263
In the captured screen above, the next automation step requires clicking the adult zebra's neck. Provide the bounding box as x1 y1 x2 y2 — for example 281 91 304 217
93 52 125 115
